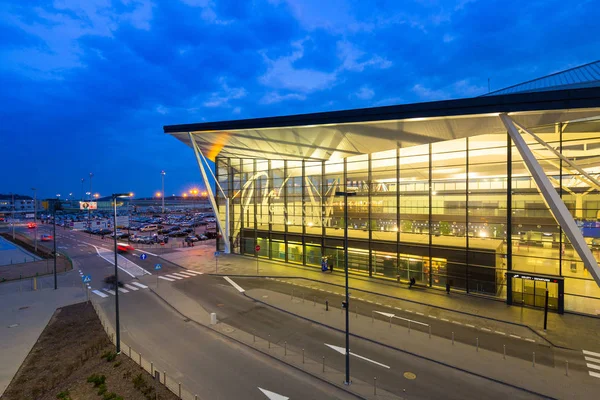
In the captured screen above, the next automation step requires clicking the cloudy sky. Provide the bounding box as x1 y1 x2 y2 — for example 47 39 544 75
1 0 598 198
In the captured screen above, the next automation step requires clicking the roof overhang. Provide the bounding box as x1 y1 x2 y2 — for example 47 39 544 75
164 87 600 161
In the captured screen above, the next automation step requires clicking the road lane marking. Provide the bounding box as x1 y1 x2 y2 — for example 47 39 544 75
124 284 139 291
118 287 129 293
465 324 475 328
585 356 600 364
440 318 449 321
224 276 245 293
325 343 390 369
92 290 108 298
165 274 183 280
131 282 148 289
184 270 203 275
428 315 437 319
587 363 600 371
452 321 463 325
494 331 506 336
590 371 600 379
393 307 402 311
258 388 289 400
177 271 197 277
481 328 491 332
583 350 600 358
158 276 174 282
171 273 190 278
524 338 535 342
405 310 414 313
103 289 116 295
509 334 521 339
91 245 150 277
416 312 424 316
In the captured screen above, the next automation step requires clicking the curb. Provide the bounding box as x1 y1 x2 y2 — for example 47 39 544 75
244 291 557 400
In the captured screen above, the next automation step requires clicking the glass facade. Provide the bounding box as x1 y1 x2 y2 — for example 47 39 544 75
216 119 600 315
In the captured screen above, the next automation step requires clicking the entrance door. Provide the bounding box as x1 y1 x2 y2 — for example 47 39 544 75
511 277 559 310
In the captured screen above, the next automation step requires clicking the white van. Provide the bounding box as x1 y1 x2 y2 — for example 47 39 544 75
140 224 158 232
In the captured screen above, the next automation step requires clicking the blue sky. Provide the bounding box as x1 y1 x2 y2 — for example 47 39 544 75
1 0 598 199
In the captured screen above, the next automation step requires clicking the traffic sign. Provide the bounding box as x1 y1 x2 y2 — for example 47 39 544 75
214 251 221 257
140 253 148 260
154 263 162 270
82 275 91 283
255 245 260 252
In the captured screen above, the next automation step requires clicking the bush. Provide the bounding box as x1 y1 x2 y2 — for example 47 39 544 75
113 361 122 368
56 390 71 400
87 374 106 387
103 392 120 400
97 383 107 396
132 373 147 390
101 351 117 362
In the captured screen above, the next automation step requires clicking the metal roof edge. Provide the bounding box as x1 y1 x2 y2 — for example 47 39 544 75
163 86 600 134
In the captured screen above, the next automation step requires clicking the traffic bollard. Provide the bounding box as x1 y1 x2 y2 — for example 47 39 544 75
284 341 287 356
428 325 431 339
532 352 535 367
326 299 329 311
302 349 305 364
452 331 454 345
164 371 166 385
503 345 506 359
476 337 479 352
566 360 569 376
179 382 181 398
374 377 377 395
408 321 411 333
268 335 271 349
151 362 154 375
355 306 358 318
139 353 141 365
389 316 392 327
322 356 325 372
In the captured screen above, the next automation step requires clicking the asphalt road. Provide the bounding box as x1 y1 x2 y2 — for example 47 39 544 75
173 275 543 399
100 288 354 400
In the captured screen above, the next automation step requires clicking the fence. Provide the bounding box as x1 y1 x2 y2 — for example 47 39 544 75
90 296 201 400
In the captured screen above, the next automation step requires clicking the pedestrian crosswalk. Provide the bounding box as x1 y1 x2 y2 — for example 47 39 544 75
583 349 600 379
158 270 203 282
91 281 149 298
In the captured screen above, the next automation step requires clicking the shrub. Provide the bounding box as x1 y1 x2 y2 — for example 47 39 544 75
87 374 106 387
132 373 147 390
101 351 117 362
97 383 107 396
56 390 71 400
113 361 122 368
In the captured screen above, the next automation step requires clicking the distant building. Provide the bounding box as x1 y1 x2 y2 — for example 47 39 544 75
0 194 38 215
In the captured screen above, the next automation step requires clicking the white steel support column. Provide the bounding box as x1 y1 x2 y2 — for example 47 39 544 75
188 133 231 254
500 113 600 287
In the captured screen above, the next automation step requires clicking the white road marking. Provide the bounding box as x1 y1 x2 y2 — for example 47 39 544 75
416 312 424 316
171 272 190 278
465 324 475 328
258 387 289 400
524 338 535 343
393 307 402 311
103 289 116 295
325 343 390 369
405 310 414 313
124 284 139 291
440 317 449 321
374 310 395 318
428 315 437 319
118 287 129 293
585 356 600 364
375 302 382 306
92 290 108 298
495 331 506 336
165 274 183 280
480 328 491 332
509 334 521 339
452 321 463 325
131 282 148 289
590 371 600 379
92 245 150 277
224 276 245 293
186 270 204 275
583 350 600 358
177 271 197 277
158 276 174 282
587 363 600 371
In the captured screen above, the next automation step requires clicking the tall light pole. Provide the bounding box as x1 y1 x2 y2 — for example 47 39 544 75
32 188 37 252
335 189 356 386
54 194 61 290
161 171 166 214
11 192 15 240
89 173 93 229
112 192 131 354
81 178 85 201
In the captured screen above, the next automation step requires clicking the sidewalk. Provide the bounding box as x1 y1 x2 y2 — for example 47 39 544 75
0 285 86 396
160 248 600 351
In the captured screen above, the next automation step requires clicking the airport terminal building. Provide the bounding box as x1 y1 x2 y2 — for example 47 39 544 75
165 62 600 316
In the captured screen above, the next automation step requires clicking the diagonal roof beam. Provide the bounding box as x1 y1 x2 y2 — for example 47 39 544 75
500 113 600 288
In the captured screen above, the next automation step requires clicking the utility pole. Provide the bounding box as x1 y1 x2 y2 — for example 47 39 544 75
32 188 37 252
89 172 93 229
53 195 60 290
81 178 84 201
161 170 166 214
112 193 131 354
11 192 15 240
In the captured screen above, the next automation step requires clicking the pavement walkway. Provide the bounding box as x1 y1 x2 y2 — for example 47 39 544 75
0 282 86 396
159 247 600 352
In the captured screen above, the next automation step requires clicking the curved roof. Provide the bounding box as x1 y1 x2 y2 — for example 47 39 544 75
483 60 600 96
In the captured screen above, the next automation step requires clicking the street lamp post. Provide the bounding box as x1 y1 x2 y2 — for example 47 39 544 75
54 194 60 290
81 178 84 201
11 192 15 240
88 173 93 229
112 192 131 354
335 189 356 386
32 188 37 252
161 171 166 214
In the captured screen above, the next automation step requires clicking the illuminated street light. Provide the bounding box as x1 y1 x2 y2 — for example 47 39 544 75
112 192 132 354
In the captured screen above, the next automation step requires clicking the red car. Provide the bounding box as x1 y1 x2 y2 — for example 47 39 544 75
28 222 37 229
117 242 135 253
41 234 53 242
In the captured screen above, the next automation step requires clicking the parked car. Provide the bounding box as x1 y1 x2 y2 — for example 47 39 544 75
40 234 53 242
204 231 219 239
96 229 112 236
27 222 37 229
197 234 208 241
169 230 188 237
182 227 194 233
140 224 158 232
184 235 199 243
